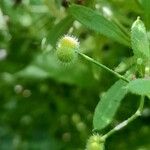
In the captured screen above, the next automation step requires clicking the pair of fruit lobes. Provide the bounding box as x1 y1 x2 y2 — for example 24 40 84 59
56 35 79 64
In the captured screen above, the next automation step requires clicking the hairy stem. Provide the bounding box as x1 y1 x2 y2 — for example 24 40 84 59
102 96 145 140
76 51 129 82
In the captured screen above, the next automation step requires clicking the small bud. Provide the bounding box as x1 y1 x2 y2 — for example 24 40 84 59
56 35 79 63
86 134 105 150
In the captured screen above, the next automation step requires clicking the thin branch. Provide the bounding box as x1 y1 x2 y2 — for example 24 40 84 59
102 96 145 140
76 51 129 82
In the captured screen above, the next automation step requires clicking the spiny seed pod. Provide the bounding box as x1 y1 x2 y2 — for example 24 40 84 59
56 35 79 63
86 134 105 150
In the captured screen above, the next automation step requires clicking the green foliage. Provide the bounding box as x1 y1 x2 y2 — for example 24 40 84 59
0 0 150 150
15 52 95 87
69 4 130 46
93 80 128 130
127 79 150 96
131 17 150 60
138 0 150 29
48 16 74 47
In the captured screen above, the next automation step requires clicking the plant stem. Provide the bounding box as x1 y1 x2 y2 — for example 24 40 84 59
102 96 145 140
76 51 129 83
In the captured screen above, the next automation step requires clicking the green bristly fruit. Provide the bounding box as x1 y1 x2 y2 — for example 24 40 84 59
56 35 79 63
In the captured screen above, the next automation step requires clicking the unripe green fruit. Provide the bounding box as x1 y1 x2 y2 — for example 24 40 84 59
87 142 100 150
86 134 105 150
56 35 79 63
56 47 75 63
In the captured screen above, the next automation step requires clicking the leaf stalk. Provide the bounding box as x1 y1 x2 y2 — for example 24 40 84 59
76 51 129 83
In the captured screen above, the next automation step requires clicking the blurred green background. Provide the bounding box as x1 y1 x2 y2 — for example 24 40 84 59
0 0 150 149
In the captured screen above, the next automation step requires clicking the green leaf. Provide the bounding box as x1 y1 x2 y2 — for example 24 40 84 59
93 80 128 130
131 17 150 60
69 4 130 46
48 16 74 47
127 79 150 96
